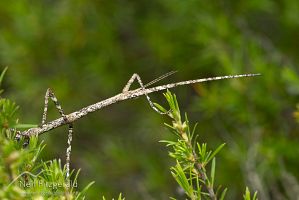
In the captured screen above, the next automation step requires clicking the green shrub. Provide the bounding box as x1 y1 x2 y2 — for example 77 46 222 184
155 91 257 200
0 68 93 200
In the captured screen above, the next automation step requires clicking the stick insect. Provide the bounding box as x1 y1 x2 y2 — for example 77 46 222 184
15 71 260 180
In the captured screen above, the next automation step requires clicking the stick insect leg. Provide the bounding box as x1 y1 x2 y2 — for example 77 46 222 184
42 89 67 125
122 73 168 115
65 123 73 179
42 88 73 179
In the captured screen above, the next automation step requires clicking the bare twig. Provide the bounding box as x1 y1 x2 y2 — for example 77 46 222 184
18 73 260 137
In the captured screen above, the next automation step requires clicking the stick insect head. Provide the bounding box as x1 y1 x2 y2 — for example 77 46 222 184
13 129 30 148
14 130 22 141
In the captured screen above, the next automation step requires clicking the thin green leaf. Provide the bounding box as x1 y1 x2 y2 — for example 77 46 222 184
14 124 38 129
210 158 216 188
219 188 227 200
70 169 81 193
76 181 95 200
0 67 8 87
253 191 258 200
206 143 226 163
243 187 250 200
153 102 168 113
171 162 193 197
118 193 125 200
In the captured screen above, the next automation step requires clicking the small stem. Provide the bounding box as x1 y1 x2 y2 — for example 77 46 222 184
179 125 217 200
195 163 217 200
190 141 217 200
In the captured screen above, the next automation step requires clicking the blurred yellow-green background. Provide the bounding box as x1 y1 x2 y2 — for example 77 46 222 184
1 1 299 199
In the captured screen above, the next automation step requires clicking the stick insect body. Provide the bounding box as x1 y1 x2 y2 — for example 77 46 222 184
15 72 260 179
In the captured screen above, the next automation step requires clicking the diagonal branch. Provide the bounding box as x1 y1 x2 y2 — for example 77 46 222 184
19 73 260 137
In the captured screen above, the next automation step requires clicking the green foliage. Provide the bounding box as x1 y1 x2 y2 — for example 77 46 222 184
1 1 299 198
102 193 125 200
157 91 257 199
0 67 7 94
0 69 93 199
243 187 258 200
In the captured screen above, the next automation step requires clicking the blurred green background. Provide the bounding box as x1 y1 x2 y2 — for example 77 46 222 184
1 0 299 199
